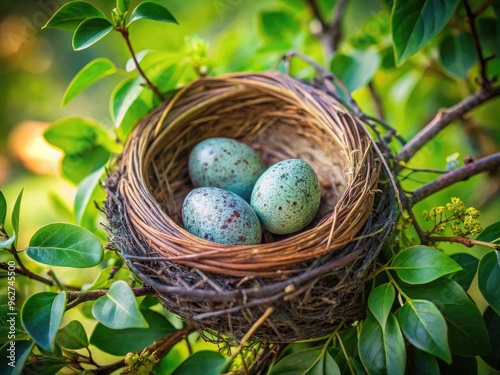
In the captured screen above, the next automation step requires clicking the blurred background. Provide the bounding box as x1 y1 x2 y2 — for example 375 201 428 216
1 0 499 286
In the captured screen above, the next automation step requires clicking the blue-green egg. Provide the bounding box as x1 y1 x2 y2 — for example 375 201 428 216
182 187 262 245
188 137 266 201
250 159 321 235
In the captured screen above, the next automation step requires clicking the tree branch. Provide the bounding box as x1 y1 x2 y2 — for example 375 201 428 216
424 235 499 250
0 262 55 286
330 0 347 53
408 152 500 205
367 81 385 120
118 28 165 101
305 0 347 60
397 87 500 162
463 0 490 87
66 284 155 310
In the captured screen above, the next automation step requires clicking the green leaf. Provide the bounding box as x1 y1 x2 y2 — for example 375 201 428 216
140 295 160 309
128 2 178 26
478 251 500 315
401 277 491 356
42 1 106 31
494 0 500 18
390 245 461 284
438 354 477 375
22 358 67 375
74 168 105 229
63 58 117 105
72 17 114 51
396 299 451 363
45 117 120 155
48 192 74 223
439 32 477 78
348 358 365 375
477 18 499 58
172 351 229 375
117 0 131 15
410 348 440 374
83 266 131 291
0 236 15 249
368 283 395 328
0 191 6 227
476 221 500 244
92 280 148 329
380 46 396 70
391 0 460 65
61 145 110 185
260 10 300 41
269 347 340 375
0 340 34 375
482 307 500 370
111 78 152 138
330 49 381 92
21 292 66 351
56 320 88 349
0 306 28 344
90 308 176 356
11 189 23 248
358 311 406 375
26 223 103 268
44 117 116 185
449 253 479 290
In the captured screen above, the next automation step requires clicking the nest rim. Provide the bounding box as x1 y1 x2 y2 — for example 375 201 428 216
111 71 381 278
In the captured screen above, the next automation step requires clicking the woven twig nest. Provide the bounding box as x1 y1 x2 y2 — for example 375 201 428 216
105 71 397 343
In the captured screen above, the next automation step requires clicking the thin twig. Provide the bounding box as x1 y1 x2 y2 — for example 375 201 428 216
367 81 385 120
66 284 155 310
231 307 275 361
397 86 500 162
408 152 500 205
0 260 54 287
424 235 499 250
398 165 448 174
363 115 407 146
118 28 165 101
463 0 490 87
304 0 329 33
304 0 347 59
330 0 347 52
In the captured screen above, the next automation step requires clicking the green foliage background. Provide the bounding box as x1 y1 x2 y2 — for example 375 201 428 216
0 0 499 374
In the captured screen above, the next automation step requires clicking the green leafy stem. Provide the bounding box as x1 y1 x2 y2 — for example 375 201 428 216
43 0 178 101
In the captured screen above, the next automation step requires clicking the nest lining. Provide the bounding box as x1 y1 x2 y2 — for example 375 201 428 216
105 71 397 343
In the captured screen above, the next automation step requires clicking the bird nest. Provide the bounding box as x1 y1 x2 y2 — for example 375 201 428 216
104 71 398 343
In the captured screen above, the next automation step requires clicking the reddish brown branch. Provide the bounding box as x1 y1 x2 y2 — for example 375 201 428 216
397 87 500 162
424 235 499 250
0 262 54 286
408 152 500 205
118 28 165 101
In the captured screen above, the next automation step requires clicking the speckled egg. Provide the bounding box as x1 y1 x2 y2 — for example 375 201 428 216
250 159 321 235
188 137 266 201
182 187 262 245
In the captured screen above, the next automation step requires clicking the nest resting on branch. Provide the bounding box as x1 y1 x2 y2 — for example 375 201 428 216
105 71 398 343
